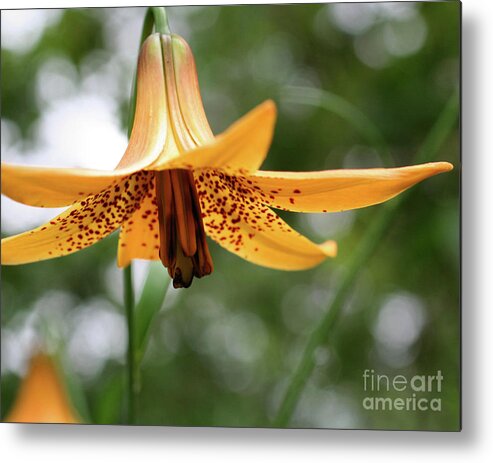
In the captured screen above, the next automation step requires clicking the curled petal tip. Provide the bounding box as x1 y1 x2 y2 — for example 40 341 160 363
422 161 454 173
439 161 454 172
260 99 277 117
320 240 338 258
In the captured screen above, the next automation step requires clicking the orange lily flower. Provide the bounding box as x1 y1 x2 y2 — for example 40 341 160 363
5 352 79 424
1 33 452 288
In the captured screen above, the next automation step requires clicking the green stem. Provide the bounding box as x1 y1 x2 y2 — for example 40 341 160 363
122 6 171 424
151 6 171 34
123 265 136 423
273 89 459 427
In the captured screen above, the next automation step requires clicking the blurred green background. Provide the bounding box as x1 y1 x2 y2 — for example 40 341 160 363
1 2 460 430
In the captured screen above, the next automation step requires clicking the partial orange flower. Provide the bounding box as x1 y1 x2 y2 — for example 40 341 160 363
1 33 453 287
5 353 79 424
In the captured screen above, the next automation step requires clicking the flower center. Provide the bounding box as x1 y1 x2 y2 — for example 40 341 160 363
154 169 213 288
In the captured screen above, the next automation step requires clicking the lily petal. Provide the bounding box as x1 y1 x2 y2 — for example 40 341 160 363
1 172 152 265
117 178 160 268
114 33 168 171
197 170 337 270
1 34 168 209
5 353 79 424
1 163 126 208
240 162 453 213
171 33 214 146
151 100 277 175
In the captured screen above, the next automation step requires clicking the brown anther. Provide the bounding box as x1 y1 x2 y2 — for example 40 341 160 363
155 169 213 288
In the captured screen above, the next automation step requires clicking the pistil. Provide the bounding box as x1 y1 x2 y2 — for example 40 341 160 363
155 169 213 288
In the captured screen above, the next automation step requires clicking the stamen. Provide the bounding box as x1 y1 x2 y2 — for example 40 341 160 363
170 170 197 257
155 169 213 288
174 245 194 288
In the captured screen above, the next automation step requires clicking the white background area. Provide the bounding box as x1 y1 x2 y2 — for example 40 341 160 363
0 0 490 461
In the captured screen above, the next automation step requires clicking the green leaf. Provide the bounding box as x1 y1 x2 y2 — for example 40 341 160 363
93 371 124 424
135 261 170 362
